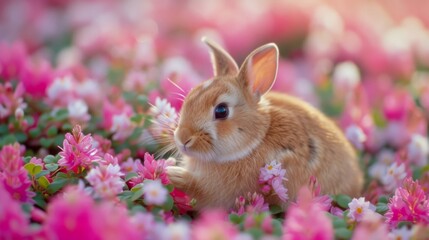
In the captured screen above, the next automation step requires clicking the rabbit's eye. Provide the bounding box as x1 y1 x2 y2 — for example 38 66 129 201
214 103 229 120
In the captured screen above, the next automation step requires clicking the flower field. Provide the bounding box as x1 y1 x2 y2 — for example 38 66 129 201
1 0 429 239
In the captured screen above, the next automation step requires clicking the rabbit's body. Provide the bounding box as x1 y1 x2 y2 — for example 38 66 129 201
167 38 363 210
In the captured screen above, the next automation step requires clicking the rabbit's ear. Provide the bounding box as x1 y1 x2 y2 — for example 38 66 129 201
202 37 239 77
239 43 279 100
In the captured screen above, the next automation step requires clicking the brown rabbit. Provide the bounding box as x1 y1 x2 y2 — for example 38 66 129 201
167 37 363 210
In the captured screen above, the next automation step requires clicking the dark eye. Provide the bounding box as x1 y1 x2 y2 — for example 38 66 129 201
214 103 229 120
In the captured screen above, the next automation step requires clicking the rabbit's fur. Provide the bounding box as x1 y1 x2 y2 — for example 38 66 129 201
167 38 363 210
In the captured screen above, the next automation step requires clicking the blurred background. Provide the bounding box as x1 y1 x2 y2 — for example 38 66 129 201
1 0 429 153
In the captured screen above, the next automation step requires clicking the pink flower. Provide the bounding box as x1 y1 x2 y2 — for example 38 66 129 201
0 182 30 239
136 152 171 185
259 160 289 202
233 192 269 215
0 41 27 80
383 88 414 121
102 98 133 131
283 187 334 240
345 124 367 150
192 210 239 240
351 211 389 240
19 59 54 98
143 180 168 205
58 125 101 172
272 177 289 202
42 186 140 240
86 164 124 199
385 177 429 228
259 160 285 182
309 176 332 211
348 197 376 222
170 188 193 214
0 82 26 120
0 143 34 203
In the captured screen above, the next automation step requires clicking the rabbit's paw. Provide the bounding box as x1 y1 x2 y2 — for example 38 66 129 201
166 166 189 190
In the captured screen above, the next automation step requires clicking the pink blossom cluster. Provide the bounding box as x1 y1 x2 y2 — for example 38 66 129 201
0 0 429 238
259 160 289 202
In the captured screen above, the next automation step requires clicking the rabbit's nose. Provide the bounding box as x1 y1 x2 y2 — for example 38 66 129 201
174 127 196 150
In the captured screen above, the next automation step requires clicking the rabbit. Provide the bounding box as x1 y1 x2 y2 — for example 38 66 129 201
166 37 364 210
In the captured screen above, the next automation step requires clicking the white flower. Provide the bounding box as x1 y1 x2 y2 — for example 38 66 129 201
47 75 74 100
388 226 413 240
68 99 90 122
159 221 191 240
86 164 125 199
110 113 135 141
369 149 395 181
149 98 178 137
381 162 407 192
407 134 429 167
345 124 366 150
332 61 361 92
143 180 168 205
347 197 376 222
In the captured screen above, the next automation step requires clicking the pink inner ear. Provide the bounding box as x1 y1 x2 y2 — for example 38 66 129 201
248 47 278 95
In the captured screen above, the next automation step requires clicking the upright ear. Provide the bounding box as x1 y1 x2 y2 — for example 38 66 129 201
202 37 239 77
238 43 279 100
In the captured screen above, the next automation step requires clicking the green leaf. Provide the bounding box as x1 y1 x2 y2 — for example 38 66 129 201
14 132 27 142
45 163 59 172
378 195 389 204
376 202 389 214
246 228 264 239
165 184 174 193
136 95 148 106
161 195 174 211
43 155 59 164
23 156 32 164
131 185 144 201
0 124 8 135
332 217 348 229
47 126 58 137
29 128 42 138
130 205 146 214
37 176 50 189
54 135 64 147
1 134 17 146
35 170 50 178
335 228 353 239
118 190 134 201
269 205 284 215
130 114 145 124
272 219 283 236
33 192 47 209
125 172 139 182
40 138 54 148
25 116 35 126
24 163 42 176
62 123 73 131
229 213 245 225
54 109 69 121
47 178 69 194
334 194 352 209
